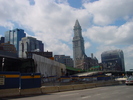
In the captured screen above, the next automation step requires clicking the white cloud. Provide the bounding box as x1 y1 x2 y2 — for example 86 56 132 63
122 45 133 71
84 25 117 44
85 42 91 49
0 21 14 29
84 18 133 45
83 0 133 25
114 19 133 44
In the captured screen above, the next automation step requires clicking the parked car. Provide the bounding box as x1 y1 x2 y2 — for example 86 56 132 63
125 76 133 85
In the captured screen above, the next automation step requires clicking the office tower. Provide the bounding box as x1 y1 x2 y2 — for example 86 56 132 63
0 37 5 44
19 37 44 58
72 20 87 69
5 28 26 54
54 55 74 67
101 49 125 71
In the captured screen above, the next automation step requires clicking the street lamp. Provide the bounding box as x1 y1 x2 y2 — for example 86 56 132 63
2 58 5 71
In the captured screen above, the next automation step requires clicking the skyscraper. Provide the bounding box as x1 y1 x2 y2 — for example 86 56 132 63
72 20 87 68
5 28 26 54
19 37 44 58
0 37 5 44
101 49 125 71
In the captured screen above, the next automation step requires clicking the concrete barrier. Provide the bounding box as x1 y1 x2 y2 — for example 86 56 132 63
73 84 86 90
104 81 113 86
95 82 105 87
58 85 74 92
0 88 20 97
20 88 42 96
0 80 123 97
85 83 96 89
112 81 120 85
41 86 59 93
118 81 125 84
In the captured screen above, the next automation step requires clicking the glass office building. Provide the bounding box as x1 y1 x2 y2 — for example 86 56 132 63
5 28 26 54
101 49 125 71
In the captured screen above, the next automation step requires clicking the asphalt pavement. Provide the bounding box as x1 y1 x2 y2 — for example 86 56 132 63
1 84 133 100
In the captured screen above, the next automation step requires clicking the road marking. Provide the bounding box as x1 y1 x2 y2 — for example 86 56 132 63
60 93 79 97
81 96 91 99
54 90 79 95
96 93 101 96
101 95 109 99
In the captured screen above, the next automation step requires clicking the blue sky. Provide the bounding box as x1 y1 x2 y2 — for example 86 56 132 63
0 0 133 71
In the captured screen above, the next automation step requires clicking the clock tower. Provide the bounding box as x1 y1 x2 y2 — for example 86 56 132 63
73 20 87 68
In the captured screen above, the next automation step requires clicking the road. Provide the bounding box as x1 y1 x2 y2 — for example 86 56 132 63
2 85 133 100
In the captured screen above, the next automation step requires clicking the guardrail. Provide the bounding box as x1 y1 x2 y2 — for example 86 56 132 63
0 80 123 98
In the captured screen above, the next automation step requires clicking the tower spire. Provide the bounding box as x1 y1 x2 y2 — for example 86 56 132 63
74 19 81 30
75 19 80 27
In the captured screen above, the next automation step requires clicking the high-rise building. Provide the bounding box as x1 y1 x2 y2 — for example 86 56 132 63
72 20 87 69
101 49 125 71
0 37 5 44
54 55 73 67
19 37 44 58
5 28 26 54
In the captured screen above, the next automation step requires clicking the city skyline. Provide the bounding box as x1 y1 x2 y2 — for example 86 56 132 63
0 0 133 71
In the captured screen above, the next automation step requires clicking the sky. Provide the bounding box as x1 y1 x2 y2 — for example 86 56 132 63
0 0 133 71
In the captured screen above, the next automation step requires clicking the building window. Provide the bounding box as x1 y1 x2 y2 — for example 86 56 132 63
26 42 28 51
22 43 24 52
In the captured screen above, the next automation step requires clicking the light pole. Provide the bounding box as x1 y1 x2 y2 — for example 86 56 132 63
2 58 5 71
